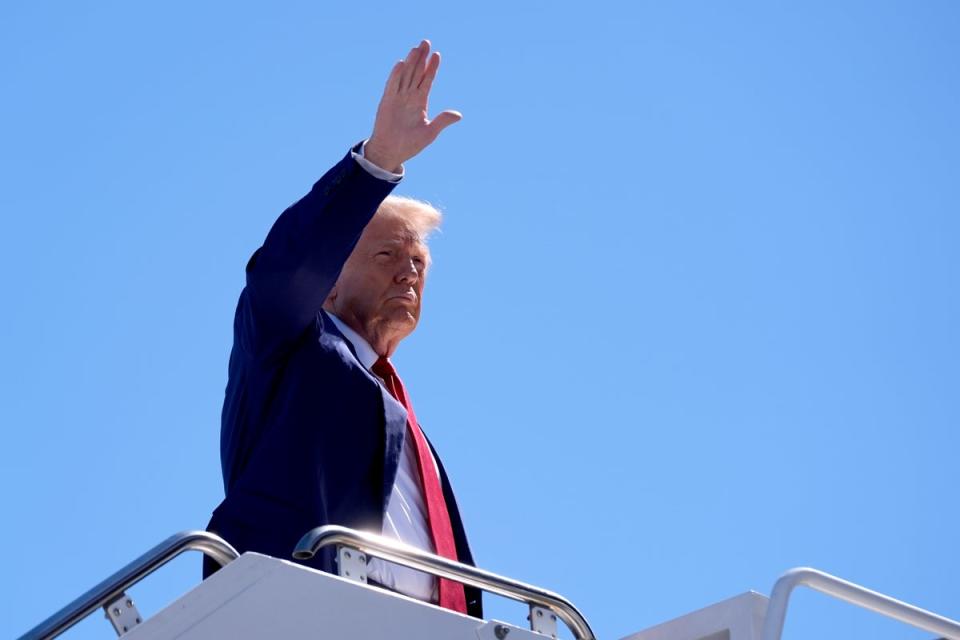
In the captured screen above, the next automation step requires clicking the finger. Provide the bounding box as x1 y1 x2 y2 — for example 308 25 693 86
418 51 441 93
396 45 419 91
384 60 404 95
410 40 432 89
427 110 462 139
401 40 429 90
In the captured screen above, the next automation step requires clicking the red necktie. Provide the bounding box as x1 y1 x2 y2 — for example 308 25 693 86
372 356 468 614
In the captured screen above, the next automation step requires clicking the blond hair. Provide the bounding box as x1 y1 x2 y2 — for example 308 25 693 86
375 195 442 242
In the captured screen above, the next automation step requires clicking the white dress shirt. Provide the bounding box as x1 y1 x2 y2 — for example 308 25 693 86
351 140 404 183
326 312 440 603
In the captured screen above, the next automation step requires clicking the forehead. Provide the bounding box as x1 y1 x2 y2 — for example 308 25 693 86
362 214 429 252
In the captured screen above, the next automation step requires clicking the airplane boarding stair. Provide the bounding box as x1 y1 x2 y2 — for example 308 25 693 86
18 525 960 640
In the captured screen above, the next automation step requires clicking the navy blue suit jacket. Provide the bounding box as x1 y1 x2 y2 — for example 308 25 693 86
206 147 482 617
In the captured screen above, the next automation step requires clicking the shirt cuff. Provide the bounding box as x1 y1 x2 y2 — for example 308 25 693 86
352 140 404 183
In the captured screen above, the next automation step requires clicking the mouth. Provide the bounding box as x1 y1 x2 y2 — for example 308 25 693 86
387 291 418 304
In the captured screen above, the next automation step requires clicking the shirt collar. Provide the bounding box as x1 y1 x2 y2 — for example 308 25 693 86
326 312 379 370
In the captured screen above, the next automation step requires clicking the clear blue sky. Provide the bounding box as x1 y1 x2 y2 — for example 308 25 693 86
2 2 958 638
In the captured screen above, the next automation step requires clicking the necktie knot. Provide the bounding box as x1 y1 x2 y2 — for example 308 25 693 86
372 356 396 379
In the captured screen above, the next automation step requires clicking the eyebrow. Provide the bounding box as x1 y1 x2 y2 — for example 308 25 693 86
378 238 428 253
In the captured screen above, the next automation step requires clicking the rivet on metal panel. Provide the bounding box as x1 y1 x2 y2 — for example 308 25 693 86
529 605 558 638
337 545 369 584
103 591 143 637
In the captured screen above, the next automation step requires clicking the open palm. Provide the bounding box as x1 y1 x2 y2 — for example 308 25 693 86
364 40 461 173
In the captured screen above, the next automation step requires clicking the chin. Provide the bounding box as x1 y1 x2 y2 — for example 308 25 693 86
388 312 418 332
400 313 419 328
384 303 418 321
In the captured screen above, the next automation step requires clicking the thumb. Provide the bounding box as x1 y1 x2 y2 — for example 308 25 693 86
428 110 462 139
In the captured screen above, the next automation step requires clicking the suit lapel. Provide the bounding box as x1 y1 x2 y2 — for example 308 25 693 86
317 310 406 519
377 386 407 513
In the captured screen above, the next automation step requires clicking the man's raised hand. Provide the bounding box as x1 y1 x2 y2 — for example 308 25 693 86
363 40 462 173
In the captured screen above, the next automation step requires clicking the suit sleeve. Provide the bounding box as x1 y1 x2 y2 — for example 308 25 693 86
243 146 398 357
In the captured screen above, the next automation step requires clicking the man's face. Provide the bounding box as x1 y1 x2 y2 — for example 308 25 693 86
327 213 429 348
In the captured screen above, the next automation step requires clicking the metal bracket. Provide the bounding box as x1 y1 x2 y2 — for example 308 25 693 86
102 591 142 636
476 620 544 640
530 605 558 638
337 545 368 584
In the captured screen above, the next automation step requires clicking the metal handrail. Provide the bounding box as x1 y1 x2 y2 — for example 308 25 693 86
294 524 596 640
761 567 960 640
18 530 239 640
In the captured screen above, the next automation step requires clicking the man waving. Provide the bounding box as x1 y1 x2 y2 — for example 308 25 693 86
206 40 481 617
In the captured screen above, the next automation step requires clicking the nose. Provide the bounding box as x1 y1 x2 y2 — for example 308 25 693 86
395 258 420 285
